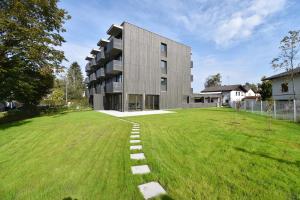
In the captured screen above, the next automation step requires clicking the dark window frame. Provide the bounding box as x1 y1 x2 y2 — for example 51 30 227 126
281 82 289 93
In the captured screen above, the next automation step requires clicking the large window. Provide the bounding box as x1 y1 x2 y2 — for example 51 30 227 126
161 77 167 91
160 43 167 57
281 83 289 93
160 60 167 74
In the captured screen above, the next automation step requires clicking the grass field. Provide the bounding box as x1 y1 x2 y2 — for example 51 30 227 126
0 108 300 199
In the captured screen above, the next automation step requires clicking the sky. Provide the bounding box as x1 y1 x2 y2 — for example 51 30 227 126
59 0 300 92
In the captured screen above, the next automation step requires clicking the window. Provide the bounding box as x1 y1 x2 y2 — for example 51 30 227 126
281 83 289 93
160 43 167 57
160 60 167 74
161 77 167 91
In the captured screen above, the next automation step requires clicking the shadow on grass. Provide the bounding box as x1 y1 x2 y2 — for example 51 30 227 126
160 194 175 200
62 197 78 200
0 120 32 130
234 147 300 168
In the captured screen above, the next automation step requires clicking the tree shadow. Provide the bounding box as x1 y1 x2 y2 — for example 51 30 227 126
62 197 78 200
0 119 32 130
160 194 175 200
234 147 300 168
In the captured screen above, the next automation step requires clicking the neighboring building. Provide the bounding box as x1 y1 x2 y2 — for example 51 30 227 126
85 22 193 111
198 85 248 106
263 67 300 100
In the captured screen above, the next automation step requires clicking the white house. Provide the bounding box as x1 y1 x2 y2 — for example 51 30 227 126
200 85 248 106
264 67 300 100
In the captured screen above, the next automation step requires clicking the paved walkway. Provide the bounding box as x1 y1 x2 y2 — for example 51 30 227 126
98 110 175 117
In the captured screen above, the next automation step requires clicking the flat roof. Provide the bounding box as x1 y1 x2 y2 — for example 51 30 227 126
107 24 123 36
97 39 109 47
90 48 101 55
85 55 94 61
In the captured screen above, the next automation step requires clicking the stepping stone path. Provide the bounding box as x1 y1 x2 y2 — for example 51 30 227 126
131 165 151 174
130 145 142 150
130 140 141 144
130 135 140 138
128 121 167 199
130 153 145 160
138 182 166 199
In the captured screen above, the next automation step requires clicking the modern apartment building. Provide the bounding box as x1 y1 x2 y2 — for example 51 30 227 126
85 22 193 111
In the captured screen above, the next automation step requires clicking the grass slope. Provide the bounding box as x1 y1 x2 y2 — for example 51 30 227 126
126 108 300 199
0 109 300 199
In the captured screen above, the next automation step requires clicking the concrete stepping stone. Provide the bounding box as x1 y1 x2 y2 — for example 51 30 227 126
130 135 140 138
138 182 166 199
131 165 150 175
130 145 142 150
131 131 140 134
133 125 140 127
130 140 141 144
130 153 145 160
132 128 140 131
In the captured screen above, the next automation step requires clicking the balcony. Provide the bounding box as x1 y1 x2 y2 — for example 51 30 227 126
106 81 122 93
85 63 91 72
95 83 105 94
89 87 96 96
106 60 122 75
89 73 96 82
96 49 105 64
106 37 122 57
96 68 105 79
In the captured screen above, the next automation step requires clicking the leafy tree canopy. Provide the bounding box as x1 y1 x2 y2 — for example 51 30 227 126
0 0 70 105
258 76 272 101
204 73 222 88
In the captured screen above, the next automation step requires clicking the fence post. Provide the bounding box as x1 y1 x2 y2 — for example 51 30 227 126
274 100 277 119
294 99 297 122
244 101 246 110
251 101 254 113
260 100 263 114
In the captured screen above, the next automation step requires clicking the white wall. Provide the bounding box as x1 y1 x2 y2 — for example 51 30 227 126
230 90 245 102
246 89 255 96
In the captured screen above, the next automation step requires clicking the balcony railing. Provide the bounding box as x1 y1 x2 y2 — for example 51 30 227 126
89 73 96 82
106 60 122 75
85 63 91 72
96 68 105 79
96 84 105 94
106 37 122 56
96 50 105 63
106 81 122 93
89 87 96 95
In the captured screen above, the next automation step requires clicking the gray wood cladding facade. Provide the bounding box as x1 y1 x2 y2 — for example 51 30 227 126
122 22 192 111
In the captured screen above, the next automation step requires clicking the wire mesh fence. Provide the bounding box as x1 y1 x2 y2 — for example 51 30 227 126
233 100 300 122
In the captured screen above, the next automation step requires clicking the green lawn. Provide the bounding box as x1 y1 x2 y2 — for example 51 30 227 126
0 109 300 199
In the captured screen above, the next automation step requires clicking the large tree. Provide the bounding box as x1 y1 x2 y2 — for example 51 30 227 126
271 30 300 100
258 76 272 101
0 0 70 105
244 82 258 92
67 62 84 100
204 73 222 88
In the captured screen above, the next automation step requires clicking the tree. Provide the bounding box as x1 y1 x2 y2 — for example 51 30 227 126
204 73 222 88
67 62 84 100
0 0 70 106
244 82 258 92
258 76 272 100
271 30 300 100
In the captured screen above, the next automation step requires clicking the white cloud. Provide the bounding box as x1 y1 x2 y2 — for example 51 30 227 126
215 0 286 46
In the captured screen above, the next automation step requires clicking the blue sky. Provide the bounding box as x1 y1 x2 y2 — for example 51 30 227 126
59 0 300 92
